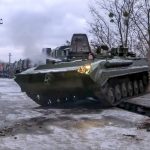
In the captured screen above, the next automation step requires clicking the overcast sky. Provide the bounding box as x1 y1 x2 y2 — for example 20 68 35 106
0 0 91 62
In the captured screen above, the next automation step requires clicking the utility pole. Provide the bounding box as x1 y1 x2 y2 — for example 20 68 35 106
8 53 12 78
9 53 11 65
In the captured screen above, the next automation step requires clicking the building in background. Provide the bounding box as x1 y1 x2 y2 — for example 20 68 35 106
0 58 33 78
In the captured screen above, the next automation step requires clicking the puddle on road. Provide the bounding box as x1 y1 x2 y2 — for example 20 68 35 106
0 118 108 137
71 119 108 129
60 108 103 115
0 113 136 137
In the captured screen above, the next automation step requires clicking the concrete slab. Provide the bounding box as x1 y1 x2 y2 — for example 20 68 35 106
126 94 150 108
0 78 149 150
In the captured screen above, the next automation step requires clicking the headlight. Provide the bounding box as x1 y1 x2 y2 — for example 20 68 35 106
77 64 91 74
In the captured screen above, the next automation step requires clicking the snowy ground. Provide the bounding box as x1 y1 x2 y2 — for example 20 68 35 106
0 78 149 150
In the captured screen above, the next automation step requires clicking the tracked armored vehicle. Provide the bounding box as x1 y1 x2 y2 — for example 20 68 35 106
15 34 149 107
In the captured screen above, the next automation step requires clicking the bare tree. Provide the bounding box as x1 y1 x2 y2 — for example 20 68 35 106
89 0 136 49
108 0 136 47
131 0 150 57
89 6 115 48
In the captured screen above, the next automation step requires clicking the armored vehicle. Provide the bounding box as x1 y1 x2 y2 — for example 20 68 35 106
15 34 149 107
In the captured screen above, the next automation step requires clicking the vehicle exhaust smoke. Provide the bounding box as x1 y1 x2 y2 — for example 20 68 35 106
8 10 50 65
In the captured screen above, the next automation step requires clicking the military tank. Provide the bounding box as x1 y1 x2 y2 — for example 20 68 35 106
15 34 149 107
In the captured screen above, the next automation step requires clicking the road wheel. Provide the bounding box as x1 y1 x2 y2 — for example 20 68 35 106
121 82 127 98
127 81 133 97
107 87 115 106
133 80 139 95
114 84 121 102
142 75 148 86
139 80 144 93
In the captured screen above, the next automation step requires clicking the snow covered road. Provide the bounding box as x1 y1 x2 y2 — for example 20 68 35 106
0 78 149 150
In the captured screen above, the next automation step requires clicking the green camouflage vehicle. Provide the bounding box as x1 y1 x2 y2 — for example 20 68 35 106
15 34 149 107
